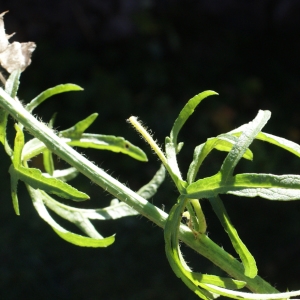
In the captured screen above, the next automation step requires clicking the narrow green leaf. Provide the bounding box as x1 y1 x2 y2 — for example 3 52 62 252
60 113 98 138
40 191 104 238
228 173 300 201
67 133 148 162
214 135 253 160
164 197 216 300
201 283 300 300
43 149 55 175
26 84 83 112
165 137 184 184
12 124 89 201
9 165 20 215
22 138 46 161
170 91 218 146
43 165 166 222
5 69 21 98
0 107 8 146
29 187 115 247
187 136 253 184
165 196 245 299
45 196 139 221
0 70 19 150
209 195 257 278
136 164 166 199
164 197 298 299
220 110 270 182
186 172 300 201
53 228 115 247
43 167 79 182
191 273 246 290
12 165 89 201
230 125 300 159
23 133 148 163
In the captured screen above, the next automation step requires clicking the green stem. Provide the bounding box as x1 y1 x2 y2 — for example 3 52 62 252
0 88 279 294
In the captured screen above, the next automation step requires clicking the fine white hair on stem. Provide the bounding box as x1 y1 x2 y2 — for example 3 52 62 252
127 116 167 166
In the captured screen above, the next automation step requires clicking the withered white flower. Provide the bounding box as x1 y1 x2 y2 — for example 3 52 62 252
0 11 36 73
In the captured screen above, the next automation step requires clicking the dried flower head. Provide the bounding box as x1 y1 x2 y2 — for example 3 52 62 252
0 11 36 73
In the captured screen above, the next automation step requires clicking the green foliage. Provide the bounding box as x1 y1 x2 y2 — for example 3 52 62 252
1 69 300 297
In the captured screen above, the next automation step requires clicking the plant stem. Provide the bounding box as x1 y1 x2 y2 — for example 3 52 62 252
0 88 279 294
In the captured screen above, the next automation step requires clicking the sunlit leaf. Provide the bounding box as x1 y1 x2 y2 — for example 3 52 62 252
170 90 218 147
165 137 186 191
209 195 257 278
220 110 270 182
187 135 253 184
186 172 300 201
43 148 54 175
26 84 83 112
230 124 300 159
67 133 148 162
42 167 79 182
29 187 114 247
12 124 89 201
164 196 246 299
9 166 20 215
60 113 98 139
44 164 166 223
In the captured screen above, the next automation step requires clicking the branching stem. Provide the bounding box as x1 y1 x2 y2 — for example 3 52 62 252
0 88 280 295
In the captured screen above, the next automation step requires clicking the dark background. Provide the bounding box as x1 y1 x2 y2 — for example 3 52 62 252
1 1 300 299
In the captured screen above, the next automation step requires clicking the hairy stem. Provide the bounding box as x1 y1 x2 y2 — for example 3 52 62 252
0 88 279 294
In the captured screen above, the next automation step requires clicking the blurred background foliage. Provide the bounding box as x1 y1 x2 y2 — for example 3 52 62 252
1 1 300 299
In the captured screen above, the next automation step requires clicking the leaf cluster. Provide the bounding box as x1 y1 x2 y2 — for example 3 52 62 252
129 91 300 299
0 70 165 248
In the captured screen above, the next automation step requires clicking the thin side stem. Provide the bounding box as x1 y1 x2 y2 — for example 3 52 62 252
128 116 168 166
